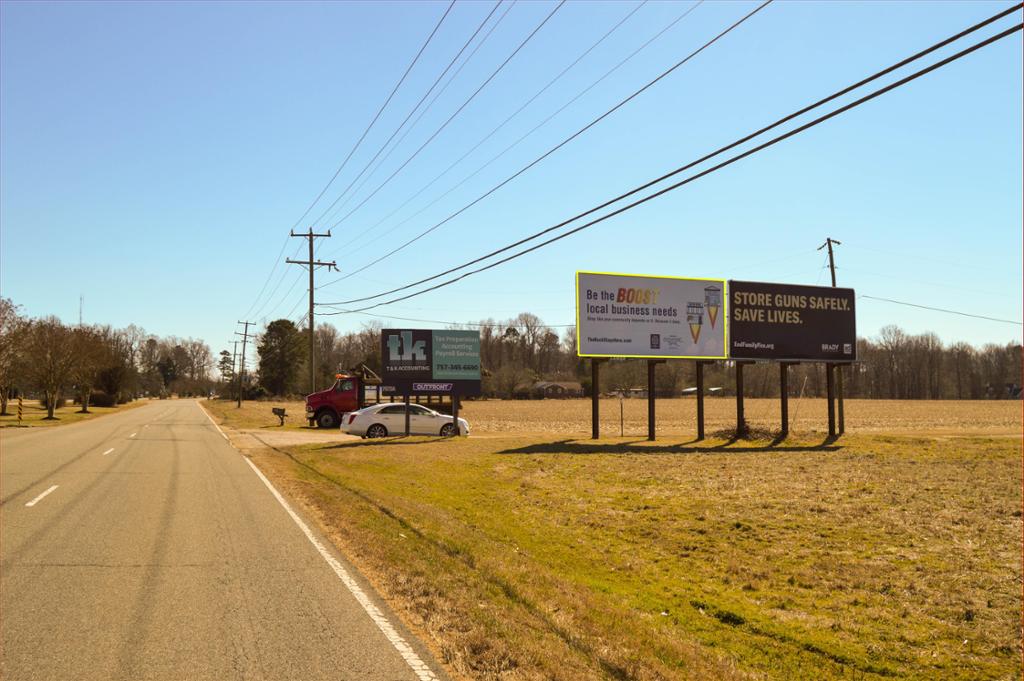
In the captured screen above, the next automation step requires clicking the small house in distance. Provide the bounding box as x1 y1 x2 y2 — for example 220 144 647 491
516 380 584 399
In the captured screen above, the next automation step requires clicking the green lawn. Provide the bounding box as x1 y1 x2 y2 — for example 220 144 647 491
250 431 1022 680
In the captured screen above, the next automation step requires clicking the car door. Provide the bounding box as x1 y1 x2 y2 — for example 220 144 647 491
373 405 405 433
408 404 438 434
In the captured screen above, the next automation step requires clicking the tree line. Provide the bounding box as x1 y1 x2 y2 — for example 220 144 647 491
229 313 1020 401
0 298 214 418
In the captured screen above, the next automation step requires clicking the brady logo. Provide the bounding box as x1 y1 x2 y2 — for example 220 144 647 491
821 343 839 352
387 331 427 362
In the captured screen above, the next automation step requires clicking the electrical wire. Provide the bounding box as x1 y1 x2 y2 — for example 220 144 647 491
293 0 455 232
324 0 568 232
322 3 1021 307
318 18 1023 316
318 0 766 290
238 1 456 322
333 309 575 328
325 0 696 265
305 1 505 231
860 295 1022 325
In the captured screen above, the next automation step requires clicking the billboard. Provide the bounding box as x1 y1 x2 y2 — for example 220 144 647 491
728 280 856 361
380 329 482 395
576 271 727 359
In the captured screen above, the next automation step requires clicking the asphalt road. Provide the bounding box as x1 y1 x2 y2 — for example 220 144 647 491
0 399 446 681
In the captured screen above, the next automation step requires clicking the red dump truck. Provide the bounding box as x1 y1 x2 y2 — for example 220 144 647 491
305 366 381 428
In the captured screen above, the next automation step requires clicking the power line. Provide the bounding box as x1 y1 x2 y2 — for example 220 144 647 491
860 295 1023 326
325 0 694 266
318 17 1023 316
324 0 568 232
292 0 456 232
318 0 519 236
321 4 1021 308
239 1 455 322
318 0 766 291
328 309 575 328
306 0 506 232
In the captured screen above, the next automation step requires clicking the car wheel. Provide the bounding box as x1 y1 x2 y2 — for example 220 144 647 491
366 423 388 438
440 423 456 437
316 410 339 429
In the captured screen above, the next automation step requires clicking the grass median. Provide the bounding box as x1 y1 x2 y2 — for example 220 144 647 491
248 429 1022 680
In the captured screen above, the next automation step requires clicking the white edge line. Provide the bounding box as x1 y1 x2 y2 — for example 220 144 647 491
194 399 437 677
241 456 438 681
197 401 229 440
25 485 59 507
102 448 115 456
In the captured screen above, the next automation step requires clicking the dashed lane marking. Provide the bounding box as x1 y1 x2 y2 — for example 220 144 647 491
25 485 59 507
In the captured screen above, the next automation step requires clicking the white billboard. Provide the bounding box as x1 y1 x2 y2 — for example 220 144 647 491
576 271 727 359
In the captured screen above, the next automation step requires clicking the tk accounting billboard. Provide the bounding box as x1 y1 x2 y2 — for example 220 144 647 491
728 280 856 361
576 271 726 359
380 329 482 395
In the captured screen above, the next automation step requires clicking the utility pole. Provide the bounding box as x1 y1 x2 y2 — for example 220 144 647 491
818 237 844 434
235 321 254 409
287 229 337 395
231 340 240 400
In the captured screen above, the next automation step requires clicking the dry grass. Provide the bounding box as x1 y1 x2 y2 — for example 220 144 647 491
457 397 1021 437
0 398 149 428
244 424 1023 681
203 398 310 431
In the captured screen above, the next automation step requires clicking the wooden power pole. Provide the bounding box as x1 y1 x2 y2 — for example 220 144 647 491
818 237 844 434
235 321 254 408
287 229 337 395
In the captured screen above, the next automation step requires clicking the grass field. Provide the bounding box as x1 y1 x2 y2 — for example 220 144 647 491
206 397 1021 437
222 398 1022 680
0 398 149 428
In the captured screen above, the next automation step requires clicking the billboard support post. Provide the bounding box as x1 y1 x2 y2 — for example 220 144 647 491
837 365 846 435
404 393 411 437
779 362 797 437
591 359 604 440
451 393 459 437
735 362 751 437
695 361 706 441
646 360 664 441
826 364 836 438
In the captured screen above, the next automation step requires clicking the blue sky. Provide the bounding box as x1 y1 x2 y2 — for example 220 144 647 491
2 0 1021 355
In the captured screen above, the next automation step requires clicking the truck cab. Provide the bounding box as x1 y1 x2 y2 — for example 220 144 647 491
305 366 381 428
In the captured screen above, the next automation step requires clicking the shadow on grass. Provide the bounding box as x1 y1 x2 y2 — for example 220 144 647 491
317 435 459 450
498 436 841 456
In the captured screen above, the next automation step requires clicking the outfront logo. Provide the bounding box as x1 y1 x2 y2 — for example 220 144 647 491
387 331 427 362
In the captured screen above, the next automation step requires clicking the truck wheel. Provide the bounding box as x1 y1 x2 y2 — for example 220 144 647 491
366 424 388 438
440 423 456 437
316 410 339 429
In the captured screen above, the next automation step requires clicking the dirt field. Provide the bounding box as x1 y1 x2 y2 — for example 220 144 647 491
208 397 1022 680
458 397 1022 437
205 397 1022 437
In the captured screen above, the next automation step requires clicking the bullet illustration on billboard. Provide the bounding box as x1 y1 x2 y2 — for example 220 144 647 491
704 285 721 328
686 302 704 343
576 271 726 360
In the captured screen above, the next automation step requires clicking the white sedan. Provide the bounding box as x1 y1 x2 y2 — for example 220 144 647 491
341 403 469 438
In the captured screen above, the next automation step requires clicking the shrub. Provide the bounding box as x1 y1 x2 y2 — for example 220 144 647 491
39 395 66 410
90 391 117 408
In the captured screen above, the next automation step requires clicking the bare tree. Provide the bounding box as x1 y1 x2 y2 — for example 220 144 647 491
69 326 106 412
0 297 27 415
24 317 77 418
